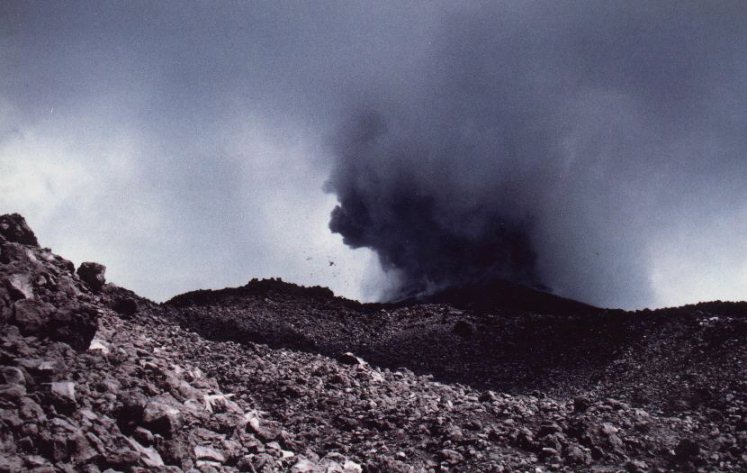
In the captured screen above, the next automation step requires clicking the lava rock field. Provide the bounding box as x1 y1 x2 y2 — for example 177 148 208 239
1 213 747 472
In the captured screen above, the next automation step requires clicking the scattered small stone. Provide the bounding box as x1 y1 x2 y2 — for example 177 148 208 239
453 320 473 337
675 438 700 461
194 445 226 463
0 366 26 385
50 381 76 402
574 396 591 413
88 337 111 354
600 422 618 435
142 400 182 438
440 448 464 464
0 382 26 400
626 459 649 472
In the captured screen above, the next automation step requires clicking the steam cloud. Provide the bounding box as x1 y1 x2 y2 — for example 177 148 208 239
325 2 747 308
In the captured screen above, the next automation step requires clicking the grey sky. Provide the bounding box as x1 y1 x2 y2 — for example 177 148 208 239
1 1 746 309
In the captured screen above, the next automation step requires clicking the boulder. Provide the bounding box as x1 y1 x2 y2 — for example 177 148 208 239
0 366 26 385
77 262 106 292
337 352 366 366
50 381 76 402
291 458 318 473
12 300 98 350
0 383 26 401
0 455 23 472
0 213 39 246
675 438 700 462
48 381 77 413
4 274 34 300
440 448 464 465
247 415 282 441
47 305 99 350
452 320 473 338
125 437 165 468
18 397 45 422
142 401 182 438
112 297 138 317
12 299 51 334
194 445 226 463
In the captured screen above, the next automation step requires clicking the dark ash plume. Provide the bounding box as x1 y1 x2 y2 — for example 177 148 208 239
328 112 540 298
325 2 747 308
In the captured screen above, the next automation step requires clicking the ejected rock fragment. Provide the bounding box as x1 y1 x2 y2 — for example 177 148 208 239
77 262 106 292
0 213 39 246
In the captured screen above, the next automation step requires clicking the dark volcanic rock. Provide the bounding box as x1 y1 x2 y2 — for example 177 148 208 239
337 352 365 366
112 297 138 316
3 274 34 300
0 213 39 246
452 319 473 337
47 304 99 350
1 214 747 472
10 299 98 350
77 262 106 292
12 299 50 333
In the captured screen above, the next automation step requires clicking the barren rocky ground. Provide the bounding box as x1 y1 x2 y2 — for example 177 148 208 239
2 212 747 472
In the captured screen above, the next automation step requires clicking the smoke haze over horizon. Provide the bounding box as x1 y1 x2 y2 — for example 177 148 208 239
1 1 746 309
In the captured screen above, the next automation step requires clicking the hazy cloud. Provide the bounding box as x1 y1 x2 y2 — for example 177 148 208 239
1 1 746 308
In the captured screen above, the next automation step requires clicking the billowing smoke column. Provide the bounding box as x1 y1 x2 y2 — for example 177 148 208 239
326 2 747 308
328 111 541 298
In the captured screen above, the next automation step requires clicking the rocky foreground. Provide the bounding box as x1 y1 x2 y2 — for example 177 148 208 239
1 213 747 472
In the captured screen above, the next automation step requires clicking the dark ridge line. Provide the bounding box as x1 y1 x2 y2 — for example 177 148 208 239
165 276 605 318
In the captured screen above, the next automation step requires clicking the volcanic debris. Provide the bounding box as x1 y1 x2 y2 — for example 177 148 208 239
1 213 746 472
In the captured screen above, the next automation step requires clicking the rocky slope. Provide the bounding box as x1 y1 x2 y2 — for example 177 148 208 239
165 280 747 410
1 213 747 472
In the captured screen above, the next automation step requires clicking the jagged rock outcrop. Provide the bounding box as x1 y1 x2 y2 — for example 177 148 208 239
0 213 39 247
0 214 368 472
1 213 747 472
1 219 98 351
77 262 107 293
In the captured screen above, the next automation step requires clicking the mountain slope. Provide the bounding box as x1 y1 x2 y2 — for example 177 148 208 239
1 213 747 472
164 278 747 409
